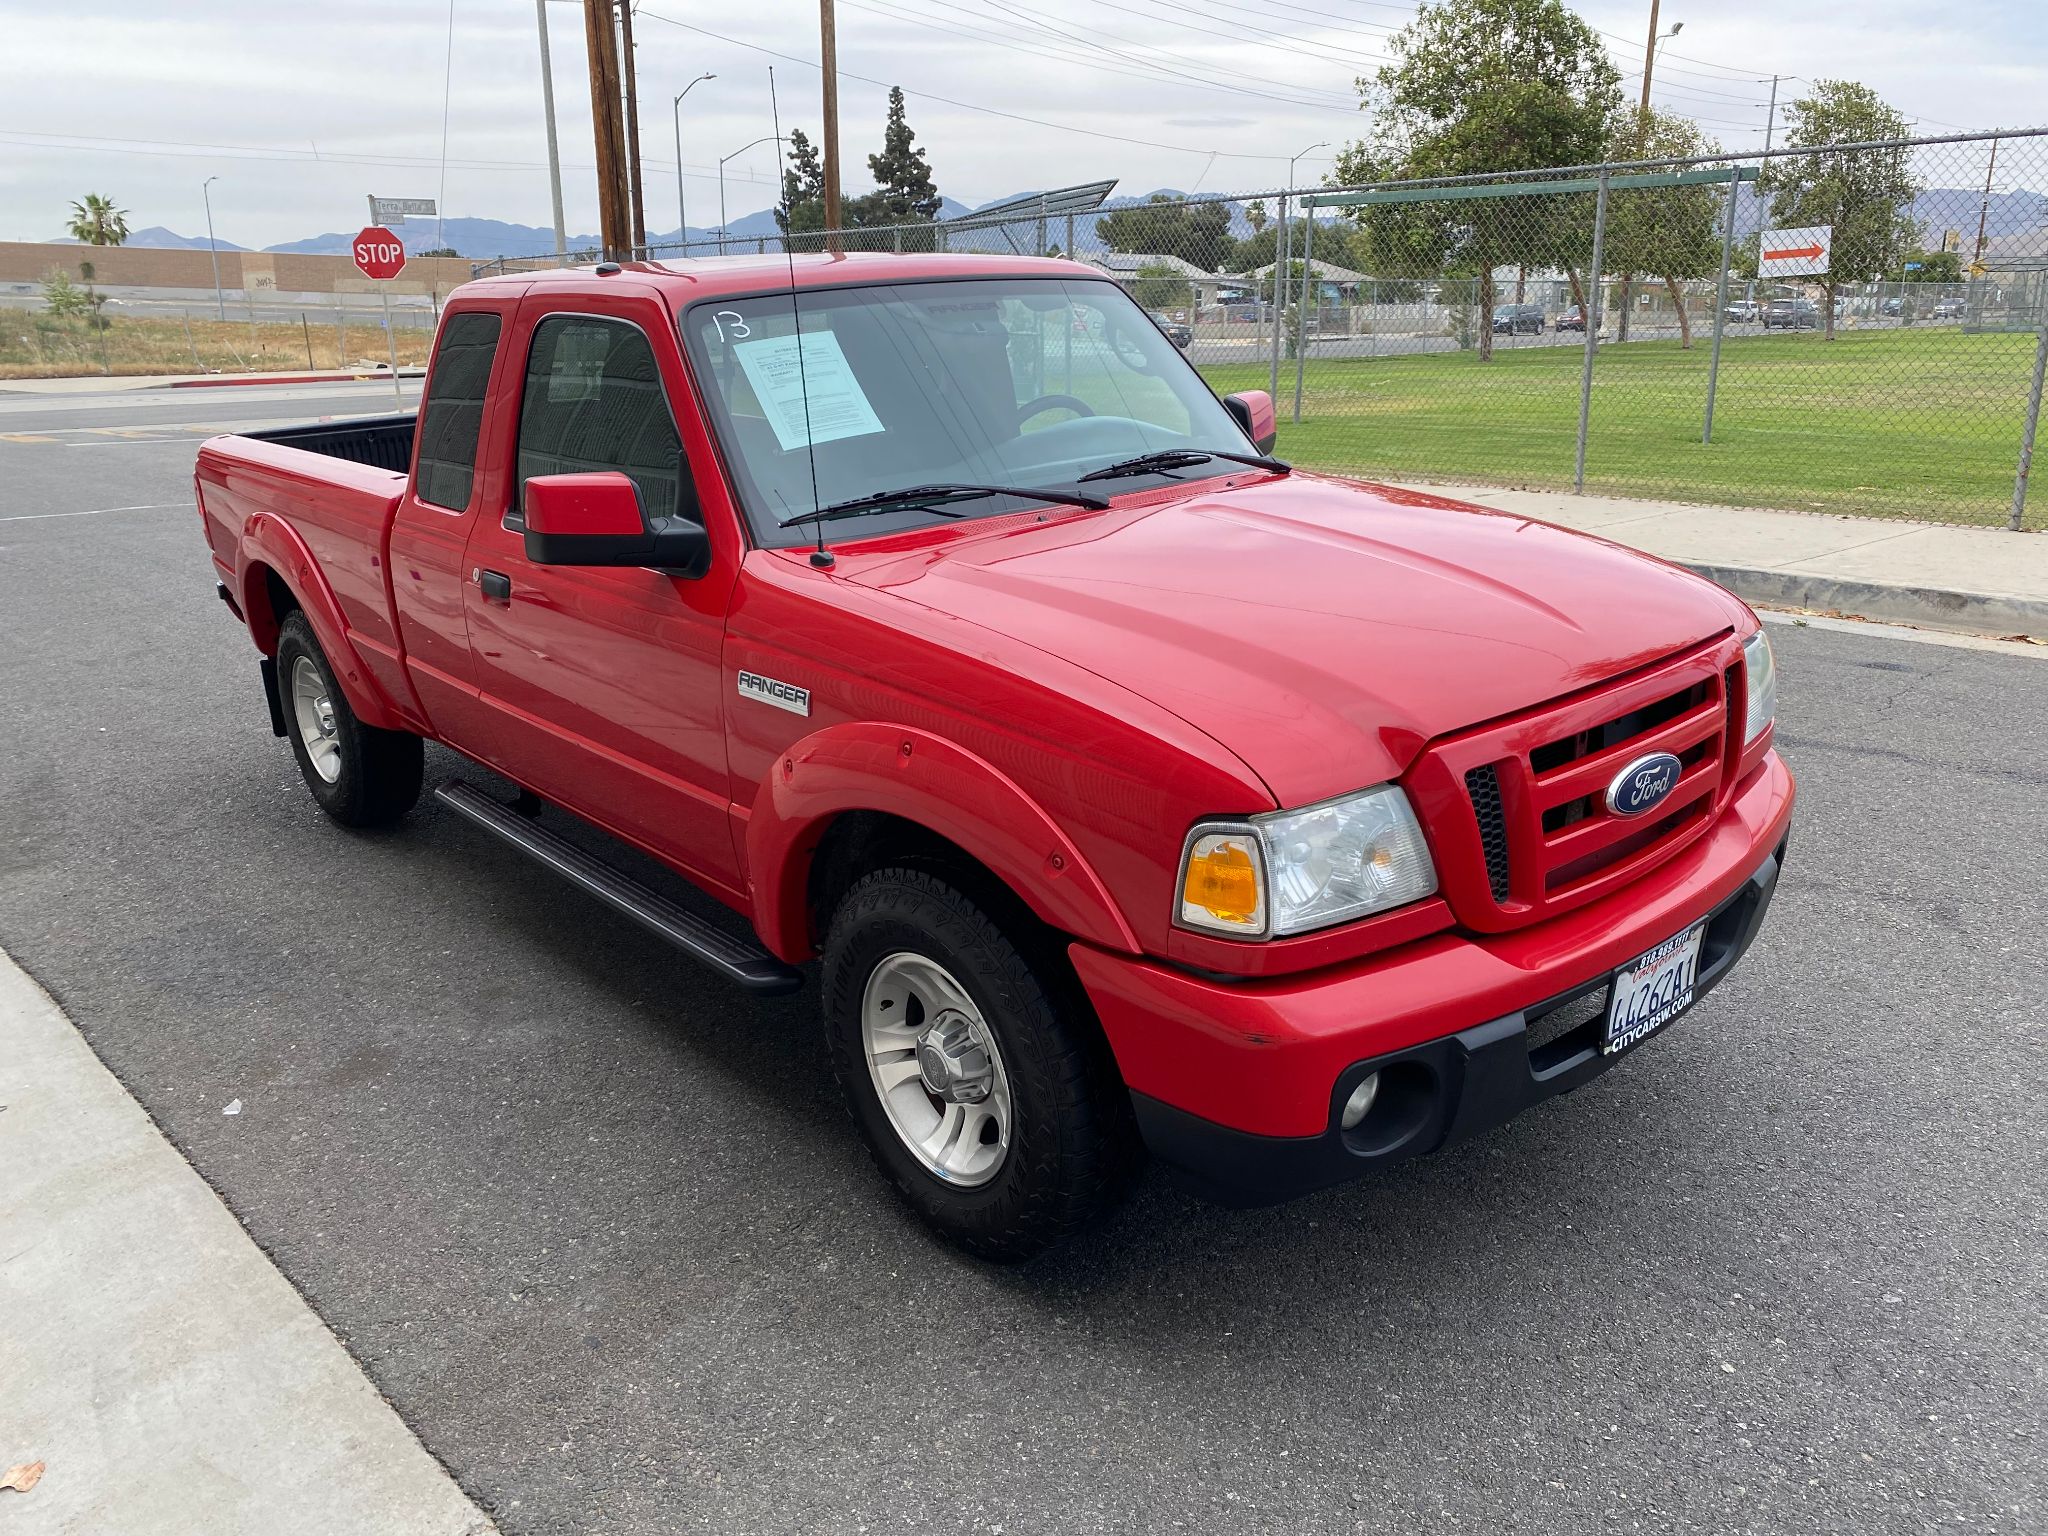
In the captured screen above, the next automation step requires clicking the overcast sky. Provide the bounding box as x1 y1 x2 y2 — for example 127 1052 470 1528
1 0 2041 248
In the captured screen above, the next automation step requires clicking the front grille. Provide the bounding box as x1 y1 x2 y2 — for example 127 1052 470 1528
1464 763 1512 902
1409 637 1745 932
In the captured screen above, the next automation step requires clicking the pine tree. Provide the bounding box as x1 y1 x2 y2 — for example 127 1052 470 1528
865 86 941 224
776 128 827 237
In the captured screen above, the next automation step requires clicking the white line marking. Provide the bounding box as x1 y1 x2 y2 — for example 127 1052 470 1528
0 502 186 523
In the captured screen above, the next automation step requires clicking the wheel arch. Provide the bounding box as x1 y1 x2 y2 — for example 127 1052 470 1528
746 723 1142 965
237 520 406 731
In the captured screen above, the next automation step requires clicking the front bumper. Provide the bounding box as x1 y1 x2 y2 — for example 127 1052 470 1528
1071 751 1793 1206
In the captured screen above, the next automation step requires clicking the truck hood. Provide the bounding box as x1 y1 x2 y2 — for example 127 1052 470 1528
847 474 1747 807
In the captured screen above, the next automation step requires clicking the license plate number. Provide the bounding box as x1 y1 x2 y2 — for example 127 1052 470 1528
1603 921 1706 1055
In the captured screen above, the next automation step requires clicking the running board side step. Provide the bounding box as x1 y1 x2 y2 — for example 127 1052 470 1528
433 779 803 996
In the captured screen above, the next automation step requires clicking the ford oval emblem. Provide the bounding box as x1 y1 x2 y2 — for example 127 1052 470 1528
1606 752 1683 818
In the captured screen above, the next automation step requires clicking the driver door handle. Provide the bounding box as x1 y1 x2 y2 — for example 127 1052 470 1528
477 568 513 604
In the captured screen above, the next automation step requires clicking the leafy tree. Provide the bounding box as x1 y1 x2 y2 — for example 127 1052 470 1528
1330 0 1619 360
1602 110 1724 347
1757 80 1917 339
1098 195 1233 274
865 86 941 224
67 193 129 246
1130 262 1192 309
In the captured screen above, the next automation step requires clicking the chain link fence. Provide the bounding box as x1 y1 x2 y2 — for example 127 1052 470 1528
483 127 2047 530
0 290 439 379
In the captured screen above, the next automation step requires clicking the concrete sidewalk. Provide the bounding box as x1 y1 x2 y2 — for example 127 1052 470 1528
1406 484 2048 637
0 951 493 1536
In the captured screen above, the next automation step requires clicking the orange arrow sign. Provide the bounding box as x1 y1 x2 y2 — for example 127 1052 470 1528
1763 242 1826 263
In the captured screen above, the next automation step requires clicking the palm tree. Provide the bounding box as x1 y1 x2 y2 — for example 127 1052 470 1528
67 194 130 247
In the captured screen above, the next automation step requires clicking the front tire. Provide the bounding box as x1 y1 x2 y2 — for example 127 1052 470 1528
822 868 1135 1262
275 612 422 827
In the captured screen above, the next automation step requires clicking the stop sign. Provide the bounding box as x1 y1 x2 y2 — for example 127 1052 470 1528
351 225 406 281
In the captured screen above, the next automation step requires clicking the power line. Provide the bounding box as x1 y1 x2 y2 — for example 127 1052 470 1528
970 0 1364 104
636 8 1338 162
842 0 1346 110
0 129 780 185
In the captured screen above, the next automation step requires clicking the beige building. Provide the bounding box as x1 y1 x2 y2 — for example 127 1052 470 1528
0 241 475 299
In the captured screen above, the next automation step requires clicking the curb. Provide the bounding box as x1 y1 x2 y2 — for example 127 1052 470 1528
1684 562 2048 639
167 370 427 389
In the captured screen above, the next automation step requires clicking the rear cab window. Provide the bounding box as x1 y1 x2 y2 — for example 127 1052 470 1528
414 311 503 511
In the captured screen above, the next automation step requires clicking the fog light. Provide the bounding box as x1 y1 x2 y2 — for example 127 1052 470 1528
1340 1073 1380 1131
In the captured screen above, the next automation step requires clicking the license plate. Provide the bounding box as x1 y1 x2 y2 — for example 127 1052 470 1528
1603 921 1706 1055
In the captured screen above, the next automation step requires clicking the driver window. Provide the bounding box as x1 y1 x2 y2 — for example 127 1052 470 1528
998 293 1192 437
516 314 699 525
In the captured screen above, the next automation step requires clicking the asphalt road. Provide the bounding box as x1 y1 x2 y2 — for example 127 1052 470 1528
2 382 2043 1535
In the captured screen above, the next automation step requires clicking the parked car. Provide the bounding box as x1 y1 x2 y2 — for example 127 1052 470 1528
1554 304 1586 332
1931 298 1966 320
1723 300 1761 324
1146 310 1193 348
1491 303 1544 335
191 253 1792 1260
1763 299 1820 330
1882 296 1904 317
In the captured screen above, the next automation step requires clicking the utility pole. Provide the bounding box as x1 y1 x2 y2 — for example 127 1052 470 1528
617 0 647 258
1972 135 2001 272
536 0 568 256
819 0 844 252
1762 74 1781 154
1638 0 1661 113
582 0 632 260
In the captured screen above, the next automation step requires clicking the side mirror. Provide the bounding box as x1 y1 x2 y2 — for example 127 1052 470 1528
1222 390 1277 455
523 472 708 576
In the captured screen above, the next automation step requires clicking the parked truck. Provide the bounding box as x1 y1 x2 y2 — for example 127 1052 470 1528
194 252 1793 1260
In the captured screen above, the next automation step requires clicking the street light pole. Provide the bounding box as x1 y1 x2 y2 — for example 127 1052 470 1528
1620 12 1682 341
1271 141 1325 400
718 136 784 256
672 73 715 252
202 176 225 322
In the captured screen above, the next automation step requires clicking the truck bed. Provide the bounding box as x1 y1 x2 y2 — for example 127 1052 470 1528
242 413 416 474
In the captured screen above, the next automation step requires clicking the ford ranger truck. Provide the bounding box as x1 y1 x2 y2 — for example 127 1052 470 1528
194 254 1793 1261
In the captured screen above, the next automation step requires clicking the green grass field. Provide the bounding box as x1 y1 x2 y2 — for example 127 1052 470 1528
1197 327 2043 528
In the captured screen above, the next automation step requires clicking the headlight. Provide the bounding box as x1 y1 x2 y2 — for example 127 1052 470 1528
1178 785 1437 939
1743 629 1777 744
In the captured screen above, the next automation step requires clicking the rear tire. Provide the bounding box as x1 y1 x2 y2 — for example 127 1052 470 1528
822 868 1135 1262
275 612 422 828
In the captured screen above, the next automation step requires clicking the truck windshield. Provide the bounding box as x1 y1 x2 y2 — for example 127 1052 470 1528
680 277 1253 547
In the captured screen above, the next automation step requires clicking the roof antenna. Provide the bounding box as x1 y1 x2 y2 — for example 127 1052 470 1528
768 66 832 570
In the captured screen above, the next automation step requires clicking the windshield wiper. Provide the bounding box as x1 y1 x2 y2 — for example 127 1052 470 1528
779 482 1109 529
1075 448 1292 484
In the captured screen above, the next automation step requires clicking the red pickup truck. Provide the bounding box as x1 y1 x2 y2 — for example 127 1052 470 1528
195 253 1792 1259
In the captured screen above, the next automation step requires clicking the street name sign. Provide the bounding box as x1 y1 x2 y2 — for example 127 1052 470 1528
371 197 437 225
